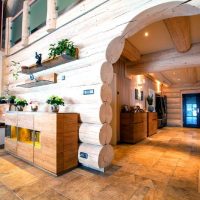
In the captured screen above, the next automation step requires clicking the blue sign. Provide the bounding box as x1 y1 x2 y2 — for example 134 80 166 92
80 152 88 159
83 89 94 95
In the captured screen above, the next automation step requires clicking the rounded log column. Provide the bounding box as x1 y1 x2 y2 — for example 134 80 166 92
46 0 57 32
22 0 29 47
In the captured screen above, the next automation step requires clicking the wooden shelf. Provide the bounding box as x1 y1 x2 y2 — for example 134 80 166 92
21 51 78 75
17 73 57 88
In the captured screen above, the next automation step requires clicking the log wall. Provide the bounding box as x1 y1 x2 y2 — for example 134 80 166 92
2 0 200 171
163 86 200 127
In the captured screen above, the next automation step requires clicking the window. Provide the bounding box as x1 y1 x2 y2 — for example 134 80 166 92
56 0 77 15
29 0 47 34
10 14 22 46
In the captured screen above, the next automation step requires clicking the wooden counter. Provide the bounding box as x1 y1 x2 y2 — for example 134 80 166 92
120 112 147 144
5 111 78 175
147 112 158 137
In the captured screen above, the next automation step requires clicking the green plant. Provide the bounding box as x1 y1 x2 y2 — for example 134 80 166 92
147 95 153 105
10 61 21 80
14 98 28 107
46 95 64 106
48 39 76 59
0 96 7 104
8 95 16 104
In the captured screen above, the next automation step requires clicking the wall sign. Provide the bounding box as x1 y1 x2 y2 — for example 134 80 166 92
83 89 94 95
80 152 88 159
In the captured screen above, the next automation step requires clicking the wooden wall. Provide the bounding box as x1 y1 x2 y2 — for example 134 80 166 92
112 59 158 144
2 0 200 171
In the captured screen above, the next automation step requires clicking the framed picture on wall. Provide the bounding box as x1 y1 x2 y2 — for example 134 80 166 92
135 89 139 100
141 91 144 101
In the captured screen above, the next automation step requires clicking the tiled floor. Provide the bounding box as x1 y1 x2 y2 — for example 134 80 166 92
0 127 200 200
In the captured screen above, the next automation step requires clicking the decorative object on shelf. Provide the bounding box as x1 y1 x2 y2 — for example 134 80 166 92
121 105 145 113
46 95 64 113
30 101 38 112
147 94 154 112
14 98 28 111
35 52 42 65
10 61 21 80
135 89 139 100
48 39 77 59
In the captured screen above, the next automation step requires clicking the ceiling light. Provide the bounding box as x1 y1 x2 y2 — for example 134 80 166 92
173 72 176 75
177 78 181 81
144 32 149 37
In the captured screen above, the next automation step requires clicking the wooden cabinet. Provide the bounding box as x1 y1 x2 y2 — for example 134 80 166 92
5 112 78 175
147 112 158 137
120 112 147 144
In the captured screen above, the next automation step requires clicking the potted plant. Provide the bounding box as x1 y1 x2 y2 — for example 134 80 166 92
14 98 28 111
48 39 77 59
7 95 16 111
46 95 64 113
147 95 154 112
0 96 7 104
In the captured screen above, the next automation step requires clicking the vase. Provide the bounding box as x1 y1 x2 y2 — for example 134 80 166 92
148 105 154 112
16 105 24 111
51 105 59 113
31 105 38 112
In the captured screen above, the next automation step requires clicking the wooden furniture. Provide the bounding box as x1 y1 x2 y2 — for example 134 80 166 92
5 111 78 175
147 112 158 137
120 112 147 144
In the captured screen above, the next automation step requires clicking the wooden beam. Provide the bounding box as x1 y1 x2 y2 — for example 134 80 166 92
121 39 141 62
164 16 191 53
126 42 200 75
150 72 172 86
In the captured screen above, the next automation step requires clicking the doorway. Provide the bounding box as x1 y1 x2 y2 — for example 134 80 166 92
183 93 200 128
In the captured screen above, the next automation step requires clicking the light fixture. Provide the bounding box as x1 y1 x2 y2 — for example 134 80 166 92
144 32 149 37
177 78 181 81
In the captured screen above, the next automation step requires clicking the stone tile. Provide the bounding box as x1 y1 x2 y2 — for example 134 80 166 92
32 189 70 200
0 184 20 200
14 175 62 200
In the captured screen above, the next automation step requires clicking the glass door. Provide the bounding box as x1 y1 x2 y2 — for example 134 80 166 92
183 94 200 128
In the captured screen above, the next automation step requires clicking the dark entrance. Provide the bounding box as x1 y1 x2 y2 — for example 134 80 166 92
183 93 200 128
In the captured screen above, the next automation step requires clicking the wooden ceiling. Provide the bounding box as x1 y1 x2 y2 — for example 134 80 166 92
123 15 200 87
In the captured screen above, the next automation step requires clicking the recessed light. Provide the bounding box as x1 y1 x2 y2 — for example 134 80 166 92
144 32 149 37
177 78 181 81
173 72 176 75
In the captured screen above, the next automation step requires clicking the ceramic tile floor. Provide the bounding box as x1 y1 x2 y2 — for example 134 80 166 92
0 127 200 200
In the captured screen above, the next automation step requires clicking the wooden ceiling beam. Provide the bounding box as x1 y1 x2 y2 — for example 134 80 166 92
150 72 172 86
164 16 191 53
121 39 141 62
126 42 200 75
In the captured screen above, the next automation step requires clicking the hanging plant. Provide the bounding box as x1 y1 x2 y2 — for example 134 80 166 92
48 39 76 59
10 61 21 80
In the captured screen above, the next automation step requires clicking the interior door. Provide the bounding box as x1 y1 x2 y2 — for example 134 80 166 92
183 93 200 128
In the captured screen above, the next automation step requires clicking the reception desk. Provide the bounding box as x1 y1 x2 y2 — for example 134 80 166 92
5 111 78 175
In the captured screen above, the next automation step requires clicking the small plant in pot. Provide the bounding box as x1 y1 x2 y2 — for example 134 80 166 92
147 95 154 112
0 96 7 104
14 98 28 111
46 95 64 113
7 95 16 111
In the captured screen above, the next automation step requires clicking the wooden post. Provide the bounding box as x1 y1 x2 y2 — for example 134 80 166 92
22 0 29 47
5 17 12 55
46 0 57 32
